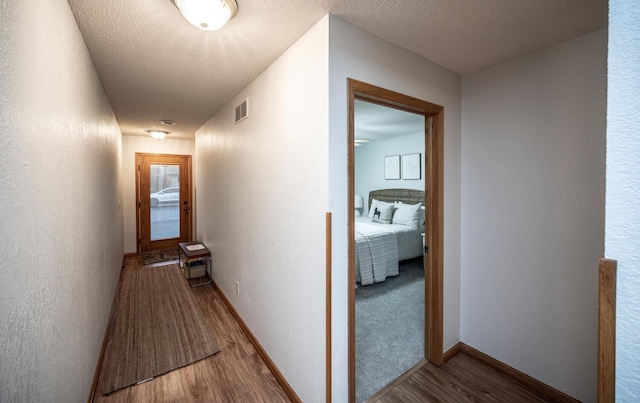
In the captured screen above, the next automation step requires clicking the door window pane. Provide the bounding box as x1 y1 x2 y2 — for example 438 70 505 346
150 164 180 241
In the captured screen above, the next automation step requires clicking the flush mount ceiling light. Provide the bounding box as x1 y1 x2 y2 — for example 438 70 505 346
354 139 370 147
148 130 168 140
171 0 238 31
160 119 175 126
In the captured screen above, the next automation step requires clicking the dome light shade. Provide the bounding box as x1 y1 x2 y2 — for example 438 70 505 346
148 130 168 140
172 0 238 31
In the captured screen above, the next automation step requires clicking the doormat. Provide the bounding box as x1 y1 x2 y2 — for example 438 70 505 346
141 249 180 266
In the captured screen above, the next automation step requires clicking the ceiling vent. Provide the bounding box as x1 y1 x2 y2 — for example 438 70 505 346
235 98 248 124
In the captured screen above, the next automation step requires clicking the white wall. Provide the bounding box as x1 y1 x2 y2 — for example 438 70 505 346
606 0 640 399
355 132 425 215
0 0 124 401
121 135 195 253
460 30 607 402
195 17 329 402
328 15 462 401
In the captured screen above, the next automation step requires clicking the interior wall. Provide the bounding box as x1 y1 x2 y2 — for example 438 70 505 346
195 17 329 402
121 135 195 254
355 132 425 215
0 0 124 401
328 15 462 401
606 0 640 399
460 29 607 402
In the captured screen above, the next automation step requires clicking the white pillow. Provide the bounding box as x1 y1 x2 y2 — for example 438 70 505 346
367 198 379 218
392 202 422 228
371 201 394 224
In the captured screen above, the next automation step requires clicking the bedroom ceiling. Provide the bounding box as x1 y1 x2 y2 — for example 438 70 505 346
67 0 607 140
355 100 424 142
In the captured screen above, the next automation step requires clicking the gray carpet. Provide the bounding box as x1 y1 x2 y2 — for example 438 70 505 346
356 259 425 402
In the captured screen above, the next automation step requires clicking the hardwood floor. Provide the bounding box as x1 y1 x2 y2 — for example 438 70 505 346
370 352 558 403
91 256 290 403
95 257 564 403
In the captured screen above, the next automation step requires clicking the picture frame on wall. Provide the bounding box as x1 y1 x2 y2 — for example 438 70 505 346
384 155 401 180
402 153 421 180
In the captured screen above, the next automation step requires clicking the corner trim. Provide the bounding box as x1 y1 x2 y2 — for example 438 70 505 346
598 258 616 403
326 212 332 403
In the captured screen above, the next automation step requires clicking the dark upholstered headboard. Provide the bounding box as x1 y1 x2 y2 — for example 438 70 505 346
368 188 425 210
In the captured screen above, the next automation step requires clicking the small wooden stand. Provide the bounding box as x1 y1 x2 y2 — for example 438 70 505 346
178 241 212 288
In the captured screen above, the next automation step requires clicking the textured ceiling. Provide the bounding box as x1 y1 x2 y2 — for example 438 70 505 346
67 0 607 140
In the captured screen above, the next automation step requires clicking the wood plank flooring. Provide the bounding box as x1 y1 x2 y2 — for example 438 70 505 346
370 352 557 403
95 256 561 403
91 256 290 403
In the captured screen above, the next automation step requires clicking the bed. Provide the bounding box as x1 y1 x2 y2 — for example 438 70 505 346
355 189 425 286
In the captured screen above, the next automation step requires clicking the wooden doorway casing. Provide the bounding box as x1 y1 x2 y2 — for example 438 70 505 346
136 153 193 253
347 79 444 402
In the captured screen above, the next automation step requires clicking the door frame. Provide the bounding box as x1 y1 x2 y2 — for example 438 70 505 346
135 153 193 253
347 79 444 401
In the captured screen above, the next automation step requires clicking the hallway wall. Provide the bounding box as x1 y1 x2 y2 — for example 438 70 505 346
460 30 607 402
0 0 124 401
606 0 640 398
328 15 462 400
195 17 329 402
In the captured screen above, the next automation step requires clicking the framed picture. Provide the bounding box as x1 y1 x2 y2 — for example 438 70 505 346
402 153 421 180
384 155 401 180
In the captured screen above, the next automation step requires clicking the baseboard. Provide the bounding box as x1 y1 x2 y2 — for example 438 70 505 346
443 342 462 363
213 281 302 403
459 343 580 403
87 255 129 403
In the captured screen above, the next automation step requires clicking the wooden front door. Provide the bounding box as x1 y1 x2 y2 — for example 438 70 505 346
137 153 192 253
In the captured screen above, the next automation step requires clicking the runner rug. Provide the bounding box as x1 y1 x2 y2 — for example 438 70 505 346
101 263 220 395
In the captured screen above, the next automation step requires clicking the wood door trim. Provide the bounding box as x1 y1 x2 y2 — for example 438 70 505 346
347 79 445 402
135 153 192 253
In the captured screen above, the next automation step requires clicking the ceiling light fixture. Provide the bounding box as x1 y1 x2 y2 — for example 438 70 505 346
354 139 370 147
160 119 175 126
171 0 238 31
148 130 168 140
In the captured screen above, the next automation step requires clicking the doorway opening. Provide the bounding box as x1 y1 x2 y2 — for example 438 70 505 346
347 79 444 402
136 153 192 253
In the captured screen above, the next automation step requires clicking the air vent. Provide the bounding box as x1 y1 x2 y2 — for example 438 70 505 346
235 98 248 124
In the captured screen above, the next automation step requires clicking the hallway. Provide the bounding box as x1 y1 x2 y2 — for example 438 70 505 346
91 256 290 402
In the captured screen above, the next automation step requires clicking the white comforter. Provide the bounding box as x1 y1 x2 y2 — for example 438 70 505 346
355 217 424 286
355 221 399 285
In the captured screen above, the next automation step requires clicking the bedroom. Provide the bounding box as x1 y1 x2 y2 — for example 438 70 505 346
353 98 426 402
